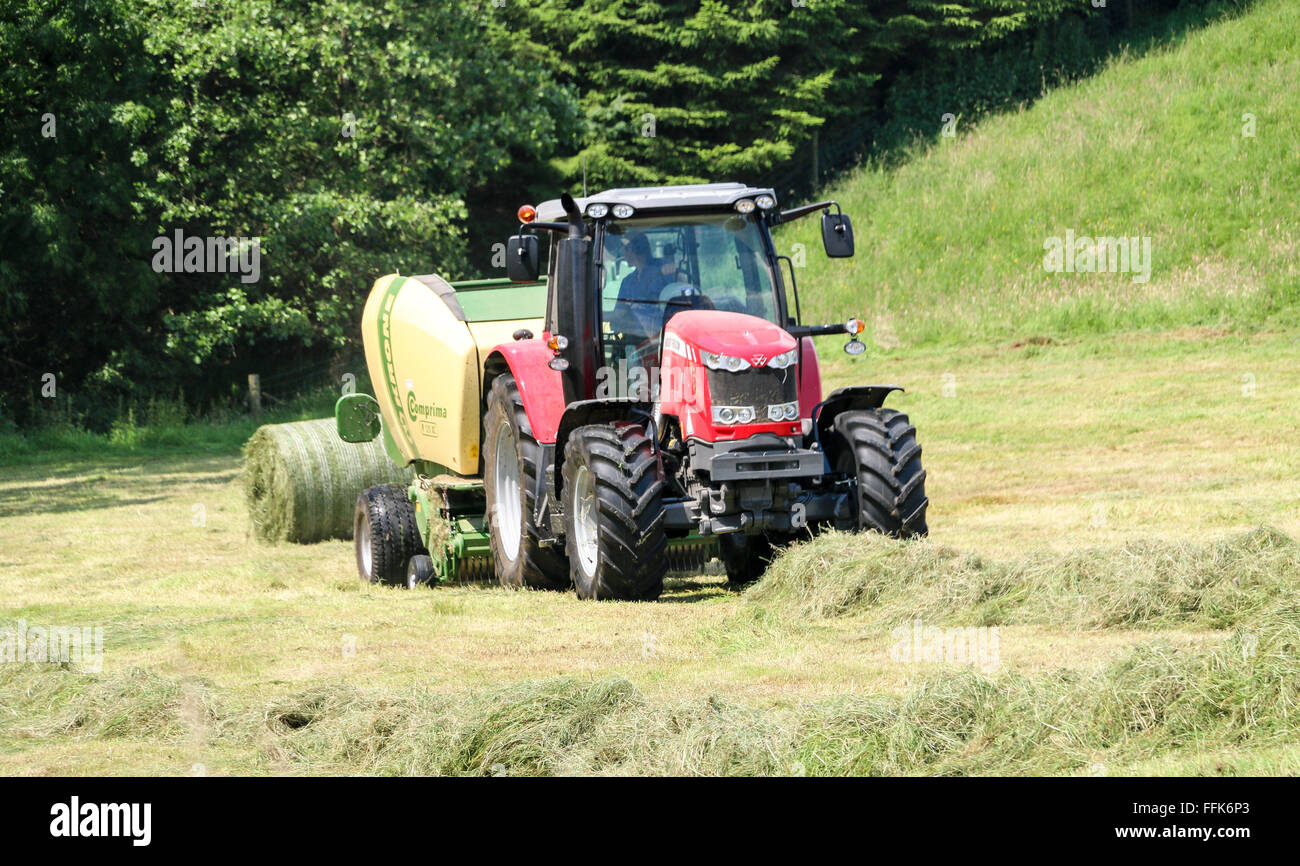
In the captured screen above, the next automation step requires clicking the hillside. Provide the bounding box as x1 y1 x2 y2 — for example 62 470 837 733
777 0 1300 347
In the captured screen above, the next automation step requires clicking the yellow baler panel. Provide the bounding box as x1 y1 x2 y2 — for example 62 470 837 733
361 276 546 477
362 275 478 474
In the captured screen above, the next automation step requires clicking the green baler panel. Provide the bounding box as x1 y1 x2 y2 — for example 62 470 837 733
450 278 548 323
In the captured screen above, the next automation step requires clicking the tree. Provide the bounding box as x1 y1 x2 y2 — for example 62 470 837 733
0 0 579 424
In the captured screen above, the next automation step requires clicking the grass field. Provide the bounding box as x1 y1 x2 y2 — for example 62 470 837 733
2 327 1297 775
2 0 1297 775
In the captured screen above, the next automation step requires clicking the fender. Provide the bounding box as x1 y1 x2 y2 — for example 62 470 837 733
814 384 904 441
554 398 654 498
482 340 567 444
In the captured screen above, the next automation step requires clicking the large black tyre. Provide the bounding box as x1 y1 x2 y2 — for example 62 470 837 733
561 423 667 601
832 408 929 537
483 374 570 590
354 483 425 586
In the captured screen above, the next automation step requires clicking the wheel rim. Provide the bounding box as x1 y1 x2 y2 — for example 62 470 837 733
572 464 598 579
359 520 373 577
494 420 522 560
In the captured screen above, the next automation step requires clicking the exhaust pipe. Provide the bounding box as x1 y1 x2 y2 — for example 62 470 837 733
551 193 596 405
560 192 585 238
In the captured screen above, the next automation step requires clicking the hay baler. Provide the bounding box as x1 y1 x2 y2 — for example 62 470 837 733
338 182 928 599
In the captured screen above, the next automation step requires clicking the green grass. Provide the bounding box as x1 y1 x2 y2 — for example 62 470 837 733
750 526 1299 627
777 0 1300 346
2 329 1297 775
3 608 1294 776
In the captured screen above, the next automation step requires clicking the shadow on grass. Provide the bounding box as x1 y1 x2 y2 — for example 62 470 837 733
0 458 241 517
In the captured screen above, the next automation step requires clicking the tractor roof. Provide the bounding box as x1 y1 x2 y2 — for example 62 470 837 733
534 182 777 222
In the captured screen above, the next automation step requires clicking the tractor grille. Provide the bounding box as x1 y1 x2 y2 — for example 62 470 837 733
706 365 797 411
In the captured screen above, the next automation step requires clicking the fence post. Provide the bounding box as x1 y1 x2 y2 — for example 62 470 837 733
810 130 820 189
248 373 262 417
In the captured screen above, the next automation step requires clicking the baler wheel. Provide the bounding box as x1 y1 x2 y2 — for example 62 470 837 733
353 483 425 586
561 423 668 601
719 534 774 586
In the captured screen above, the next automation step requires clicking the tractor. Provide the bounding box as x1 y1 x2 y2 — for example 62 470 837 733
337 182 927 600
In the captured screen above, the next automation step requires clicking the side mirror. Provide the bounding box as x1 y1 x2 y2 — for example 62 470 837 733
821 212 855 258
506 234 540 282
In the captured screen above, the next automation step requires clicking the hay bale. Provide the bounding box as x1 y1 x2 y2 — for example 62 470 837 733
243 418 410 543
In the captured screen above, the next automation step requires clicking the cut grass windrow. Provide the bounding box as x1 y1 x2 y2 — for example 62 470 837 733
3 602 1295 777
749 526 1300 628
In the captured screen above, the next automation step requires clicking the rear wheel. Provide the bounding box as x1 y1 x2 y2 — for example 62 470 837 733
832 408 928 537
483 374 570 590
354 483 424 586
562 423 667 601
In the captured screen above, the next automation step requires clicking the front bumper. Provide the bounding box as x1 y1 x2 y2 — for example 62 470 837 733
687 435 826 482
667 435 853 535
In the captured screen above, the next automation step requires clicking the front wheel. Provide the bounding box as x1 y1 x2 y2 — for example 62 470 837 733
562 423 667 601
832 409 929 537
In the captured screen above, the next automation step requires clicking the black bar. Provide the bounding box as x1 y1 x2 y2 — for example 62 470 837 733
0 777 1284 854
788 322 848 338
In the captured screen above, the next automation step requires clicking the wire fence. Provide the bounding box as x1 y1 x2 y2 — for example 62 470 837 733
765 114 882 206
253 350 369 408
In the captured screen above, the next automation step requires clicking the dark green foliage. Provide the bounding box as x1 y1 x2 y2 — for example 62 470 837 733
505 0 1105 190
0 0 578 428
0 0 162 426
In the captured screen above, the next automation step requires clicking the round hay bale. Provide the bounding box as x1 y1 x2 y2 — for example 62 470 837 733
243 418 411 543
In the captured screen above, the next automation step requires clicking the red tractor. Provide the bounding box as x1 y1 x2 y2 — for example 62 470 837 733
482 182 928 600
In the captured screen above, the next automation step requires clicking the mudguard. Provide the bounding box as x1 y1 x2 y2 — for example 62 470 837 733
797 336 823 418
814 384 904 439
483 340 567 444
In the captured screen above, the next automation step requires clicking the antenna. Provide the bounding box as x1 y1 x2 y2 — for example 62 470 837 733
582 155 588 198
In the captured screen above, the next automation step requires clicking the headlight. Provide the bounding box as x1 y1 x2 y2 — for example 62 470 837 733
755 194 776 210
767 401 799 422
700 350 751 372
733 199 756 214
766 348 797 369
712 405 757 425
611 204 635 219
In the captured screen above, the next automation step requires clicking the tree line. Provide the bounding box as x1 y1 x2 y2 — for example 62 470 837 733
0 0 1200 429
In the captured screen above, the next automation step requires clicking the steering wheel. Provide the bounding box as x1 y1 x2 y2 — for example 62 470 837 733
659 282 700 304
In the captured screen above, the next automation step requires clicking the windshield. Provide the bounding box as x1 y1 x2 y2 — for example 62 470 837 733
598 212 778 369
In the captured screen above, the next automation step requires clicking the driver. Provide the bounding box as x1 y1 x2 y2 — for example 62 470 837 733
617 233 673 303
